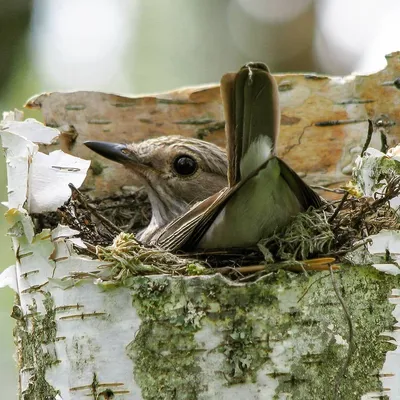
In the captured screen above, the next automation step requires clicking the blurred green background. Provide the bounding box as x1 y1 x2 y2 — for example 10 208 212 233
1 0 399 397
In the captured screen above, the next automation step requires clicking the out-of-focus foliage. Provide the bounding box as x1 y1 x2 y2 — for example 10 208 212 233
0 2 34 398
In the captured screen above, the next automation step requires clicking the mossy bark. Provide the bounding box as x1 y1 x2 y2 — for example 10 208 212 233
11 259 398 399
124 267 396 400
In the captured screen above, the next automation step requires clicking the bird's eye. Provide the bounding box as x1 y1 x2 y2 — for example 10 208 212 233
173 155 198 176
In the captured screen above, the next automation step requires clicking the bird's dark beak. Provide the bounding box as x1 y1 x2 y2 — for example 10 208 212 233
84 141 134 164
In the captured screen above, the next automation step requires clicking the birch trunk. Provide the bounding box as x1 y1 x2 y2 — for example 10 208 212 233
2 54 400 399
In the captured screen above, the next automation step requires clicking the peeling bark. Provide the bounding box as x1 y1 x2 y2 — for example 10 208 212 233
26 52 400 199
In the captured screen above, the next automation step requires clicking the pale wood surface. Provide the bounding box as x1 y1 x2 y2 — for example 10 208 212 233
26 52 400 198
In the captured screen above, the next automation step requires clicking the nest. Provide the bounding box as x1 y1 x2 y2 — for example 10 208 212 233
30 172 400 281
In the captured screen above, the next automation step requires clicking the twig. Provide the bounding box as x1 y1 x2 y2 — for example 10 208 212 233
297 273 331 304
214 260 339 275
328 192 349 223
380 131 388 153
238 271 264 282
82 241 97 254
68 184 122 235
372 176 400 207
311 185 346 194
361 119 373 156
327 237 372 257
346 177 400 232
215 265 265 274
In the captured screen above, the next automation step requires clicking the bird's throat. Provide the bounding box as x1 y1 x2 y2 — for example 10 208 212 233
144 183 189 240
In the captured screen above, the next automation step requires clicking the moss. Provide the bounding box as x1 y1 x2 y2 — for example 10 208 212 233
14 292 60 399
97 233 207 279
273 265 396 400
128 276 208 399
186 263 208 275
125 267 397 400
90 159 105 176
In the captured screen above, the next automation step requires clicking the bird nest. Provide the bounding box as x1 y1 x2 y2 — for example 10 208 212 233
30 174 400 282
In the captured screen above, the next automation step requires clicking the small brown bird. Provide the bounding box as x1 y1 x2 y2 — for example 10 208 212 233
86 62 322 252
84 136 228 242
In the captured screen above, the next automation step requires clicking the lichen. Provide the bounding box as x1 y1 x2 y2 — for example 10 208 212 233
353 151 400 196
96 233 208 280
125 267 397 400
128 276 208 399
90 159 105 176
273 265 396 400
260 207 335 261
14 292 60 399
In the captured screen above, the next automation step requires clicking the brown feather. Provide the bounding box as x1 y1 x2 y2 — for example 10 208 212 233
220 72 237 187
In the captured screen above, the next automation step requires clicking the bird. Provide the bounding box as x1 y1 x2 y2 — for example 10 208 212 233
84 135 228 243
153 62 323 251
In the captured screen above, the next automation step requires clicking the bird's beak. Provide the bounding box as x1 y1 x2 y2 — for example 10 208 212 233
84 141 136 164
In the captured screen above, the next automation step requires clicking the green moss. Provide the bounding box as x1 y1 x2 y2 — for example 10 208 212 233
128 276 208 399
126 267 397 400
90 159 105 176
273 265 396 400
186 263 208 275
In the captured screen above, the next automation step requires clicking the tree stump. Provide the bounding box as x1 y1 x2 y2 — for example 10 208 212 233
2 53 400 399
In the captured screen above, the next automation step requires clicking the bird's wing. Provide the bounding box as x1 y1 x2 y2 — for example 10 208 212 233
154 187 231 251
222 63 280 187
278 157 323 209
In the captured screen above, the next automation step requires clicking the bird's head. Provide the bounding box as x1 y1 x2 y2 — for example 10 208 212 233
85 136 228 231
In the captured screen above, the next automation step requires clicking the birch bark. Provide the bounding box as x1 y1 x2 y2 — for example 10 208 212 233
2 54 400 399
